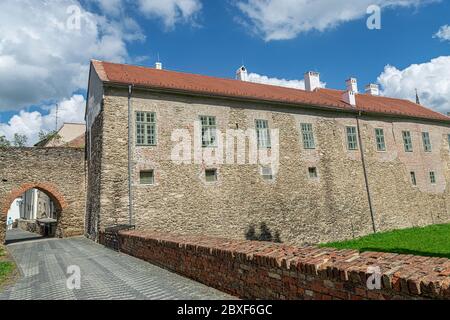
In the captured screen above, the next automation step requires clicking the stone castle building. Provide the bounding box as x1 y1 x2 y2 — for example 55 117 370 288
85 60 450 245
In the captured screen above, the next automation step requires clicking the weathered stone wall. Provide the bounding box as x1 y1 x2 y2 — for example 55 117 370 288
88 86 450 245
0 147 86 243
118 230 450 300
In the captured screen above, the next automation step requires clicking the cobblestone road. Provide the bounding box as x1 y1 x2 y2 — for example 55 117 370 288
0 230 234 300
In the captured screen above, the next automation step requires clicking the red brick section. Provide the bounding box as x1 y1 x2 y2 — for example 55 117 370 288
1 182 67 216
117 230 450 300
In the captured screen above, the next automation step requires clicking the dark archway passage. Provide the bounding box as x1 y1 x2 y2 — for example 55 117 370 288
0 147 86 244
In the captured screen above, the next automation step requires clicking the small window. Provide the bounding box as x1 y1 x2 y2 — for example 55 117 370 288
308 167 318 179
136 112 157 146
205 169 217 183
301 123 316 149
256 119 271 148
447 134 450 149
375 128 386 151
200 116 217 148
422 132 432 152
261 167 273 181
410 172 417 186
346 126 358 150
140 170 154 185
402 131 413 152
429 171 436 184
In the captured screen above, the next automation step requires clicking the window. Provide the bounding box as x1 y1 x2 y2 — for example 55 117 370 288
422 132 432 152
205 169 217 182
448 134 450 149
375 128 386 151
261 167 273 181
402 131 413 152
136 112 156 146
301 123 316 149
140 170 154 185
429 171 436 184
308 167 318 179
256 119 271 148
410 172 417 186
346 126 358 150
200 116 217 147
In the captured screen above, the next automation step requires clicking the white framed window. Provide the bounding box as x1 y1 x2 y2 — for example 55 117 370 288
429 171 436 184
205 169 218 182
308 167 318 179
256 119 271 148
402 131 413 152
261 167 273 181
200 116 217 148
346 126 358 150
410 172 417 186
140 170 155 185
301 123 316 149
422 132 432 152
136 112 157 146
375 128 386 151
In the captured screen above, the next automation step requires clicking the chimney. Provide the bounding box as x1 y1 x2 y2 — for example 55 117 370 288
236 66 248 81
365 83 379 96
346 77 358 93
343 90 356 107
304 71 321 91
155 62 163 70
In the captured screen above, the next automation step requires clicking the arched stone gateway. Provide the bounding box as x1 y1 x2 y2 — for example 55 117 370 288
0 147 86 244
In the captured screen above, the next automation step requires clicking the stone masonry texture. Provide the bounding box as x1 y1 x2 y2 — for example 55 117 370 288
118 230 450 300
0 147 86 244
86 86 450 245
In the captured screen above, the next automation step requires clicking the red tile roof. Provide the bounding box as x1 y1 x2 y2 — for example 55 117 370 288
92 60 450 123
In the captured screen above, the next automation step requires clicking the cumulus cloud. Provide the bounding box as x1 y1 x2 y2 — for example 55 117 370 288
0 95 86 145
236 0 437 41
434 25 450 42
247 72 325 90
377 56 450 114
0 0 143 111
137 0 203 28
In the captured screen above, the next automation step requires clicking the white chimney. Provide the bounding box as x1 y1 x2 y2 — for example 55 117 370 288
236 66 249 81
346 77 358 93
365 83 379 96
155 62 163 70
343 90 356 107
304 71 321 92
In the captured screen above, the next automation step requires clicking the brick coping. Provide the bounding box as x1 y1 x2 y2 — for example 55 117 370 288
119 230 450 299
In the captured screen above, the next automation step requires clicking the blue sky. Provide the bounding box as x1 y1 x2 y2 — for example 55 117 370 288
0 0 449 144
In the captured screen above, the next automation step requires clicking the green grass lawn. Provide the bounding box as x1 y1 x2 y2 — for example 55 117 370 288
0 247 15 288
321 223 450 259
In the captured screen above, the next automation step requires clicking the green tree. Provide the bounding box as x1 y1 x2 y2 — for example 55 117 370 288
38 130 61 145
12 133 28 147
0 135 10 147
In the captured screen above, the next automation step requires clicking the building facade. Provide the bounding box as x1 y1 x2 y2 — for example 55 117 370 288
85 60 450 245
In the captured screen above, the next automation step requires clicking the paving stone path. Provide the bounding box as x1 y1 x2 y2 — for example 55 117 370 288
0 230 234 300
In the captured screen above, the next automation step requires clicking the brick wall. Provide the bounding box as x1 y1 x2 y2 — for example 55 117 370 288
0 147 86 244
118 230 450 300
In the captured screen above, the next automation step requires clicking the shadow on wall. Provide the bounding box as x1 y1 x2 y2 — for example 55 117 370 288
245 222 282 243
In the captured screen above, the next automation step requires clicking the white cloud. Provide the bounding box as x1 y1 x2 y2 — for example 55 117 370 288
137 0 202 28
434 25 450 42
0 95 86 145
377 56 450 114
236 0 437 41
247 72 325 90
0 0 142 111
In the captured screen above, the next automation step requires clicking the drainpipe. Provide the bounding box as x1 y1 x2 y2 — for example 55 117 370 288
128 84 134 226
356 112 377 233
